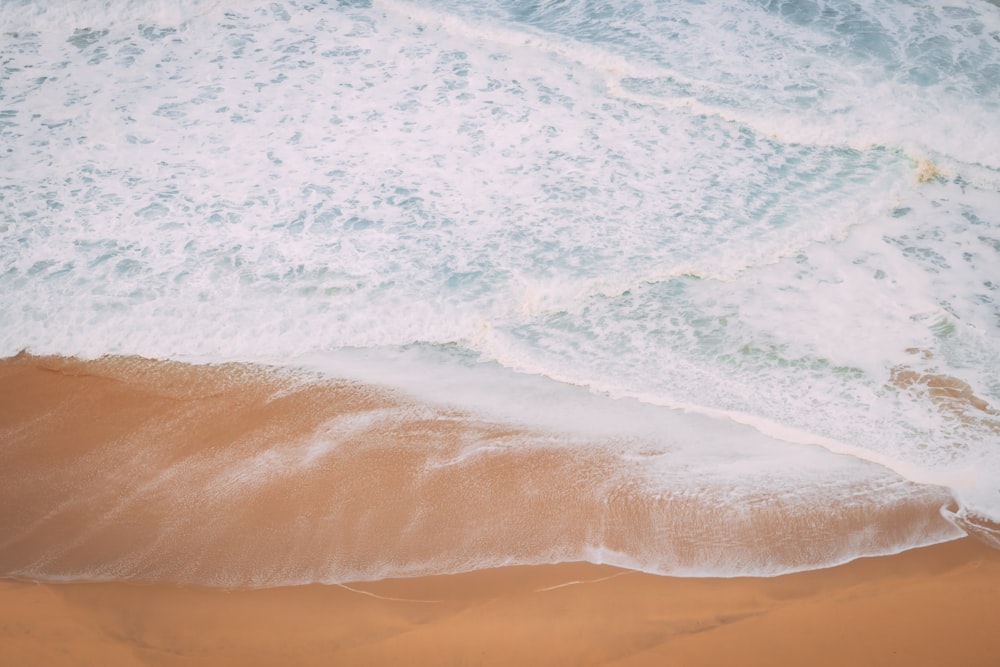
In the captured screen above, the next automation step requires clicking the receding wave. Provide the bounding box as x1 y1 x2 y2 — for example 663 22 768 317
0 354 964 586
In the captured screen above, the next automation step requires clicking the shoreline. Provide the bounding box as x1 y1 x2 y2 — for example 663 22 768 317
2 538 999 666
2 352 999 663
0 353 962 583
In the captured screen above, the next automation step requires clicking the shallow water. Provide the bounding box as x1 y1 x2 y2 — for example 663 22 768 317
2 0 999 579
0 355 960 583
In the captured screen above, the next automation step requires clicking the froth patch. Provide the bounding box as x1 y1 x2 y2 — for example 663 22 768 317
914 158 945 183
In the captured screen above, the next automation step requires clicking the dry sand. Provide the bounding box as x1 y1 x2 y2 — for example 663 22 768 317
2 353 999 665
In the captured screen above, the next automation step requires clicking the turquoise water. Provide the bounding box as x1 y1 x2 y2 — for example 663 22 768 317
2 0 999 576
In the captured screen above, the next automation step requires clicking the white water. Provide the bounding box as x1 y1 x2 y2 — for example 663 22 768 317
2 0 999 576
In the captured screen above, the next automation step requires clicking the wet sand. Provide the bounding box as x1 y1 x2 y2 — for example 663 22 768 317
0 353 959 583
1 538 999 666
2 352 999 665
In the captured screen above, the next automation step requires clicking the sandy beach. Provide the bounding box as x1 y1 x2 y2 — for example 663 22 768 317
1 538 999 666
2 353 999 665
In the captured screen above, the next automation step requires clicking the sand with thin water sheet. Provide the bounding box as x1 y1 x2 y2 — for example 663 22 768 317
1 353 998 666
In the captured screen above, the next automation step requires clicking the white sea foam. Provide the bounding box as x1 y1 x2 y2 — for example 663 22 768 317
2 0 999 576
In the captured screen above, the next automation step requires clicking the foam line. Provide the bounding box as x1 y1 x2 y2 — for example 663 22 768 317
534 571 632 593
334 583 441 604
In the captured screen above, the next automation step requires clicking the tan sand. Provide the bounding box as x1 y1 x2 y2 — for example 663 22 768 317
1 352 999 665
0 353 958 584
0 538 998 666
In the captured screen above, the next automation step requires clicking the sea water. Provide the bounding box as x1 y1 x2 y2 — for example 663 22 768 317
2 0 999 578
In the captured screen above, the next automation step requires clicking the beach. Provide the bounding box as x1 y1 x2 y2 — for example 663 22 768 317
2 353 999 665
0 353 963 584
1 538 998 666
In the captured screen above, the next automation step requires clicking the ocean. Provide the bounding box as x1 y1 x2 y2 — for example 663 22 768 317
2 0 999 583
